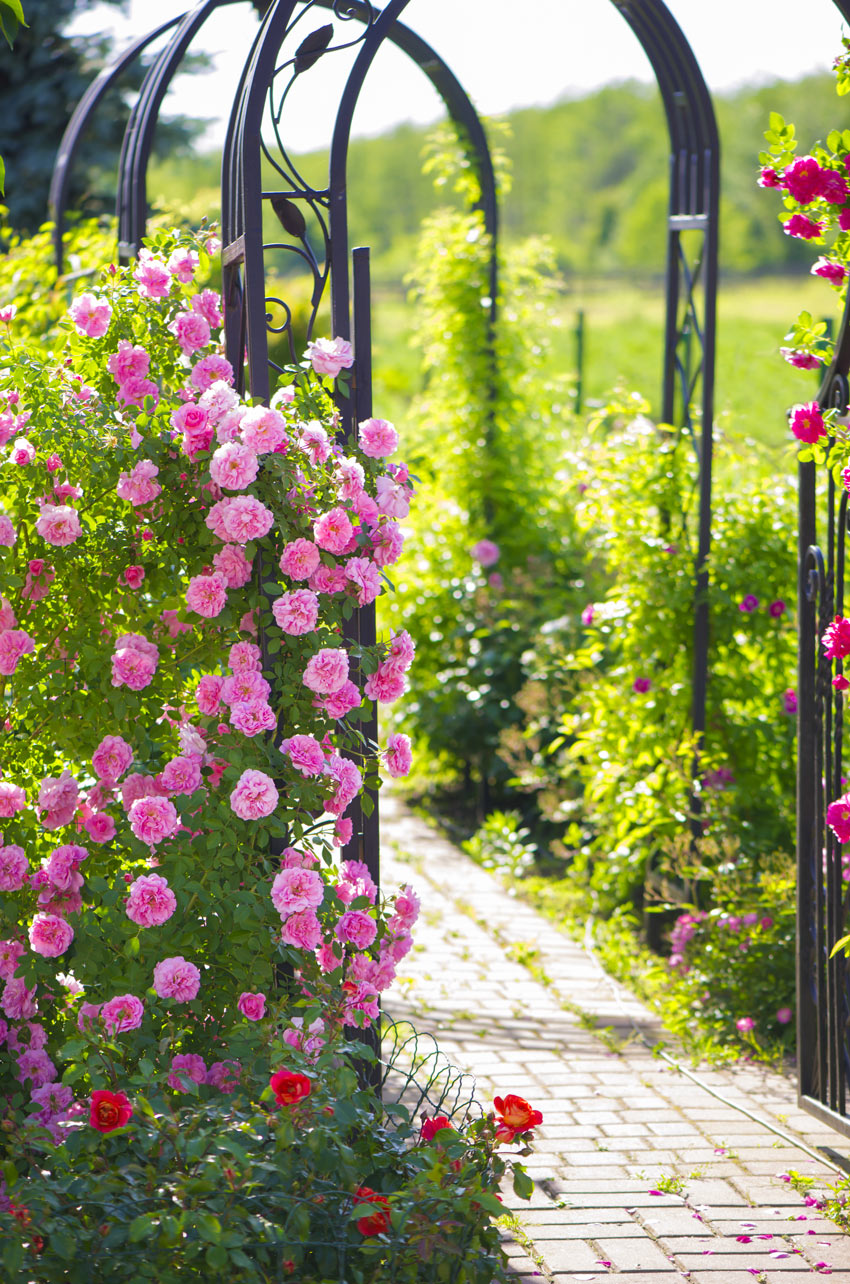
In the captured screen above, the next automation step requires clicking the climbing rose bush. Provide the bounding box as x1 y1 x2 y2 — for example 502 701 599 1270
0 224 420 1146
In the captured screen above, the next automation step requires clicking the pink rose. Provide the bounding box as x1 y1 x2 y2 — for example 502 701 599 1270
213 544 253 589
153 955 201 1002
101 993 144 1034
160 756 202 796
0 515 16 546
128 796 179 847
0 781 26 817
38 771 79 830
305 336 354 378
9 437 35 466
364 664 407 704
273 589 319 635
92 735 133 782
284 734 326 776
385 732 412 778
134 253 171 299
358 417 398 458
335 909 377 950
229 642 262 672
186 572 228 618
0 845 27 890
0 938 26 979
313 506 354 554
784 213 823 241
279 909 323 950
191 354 234 392
471 539 500 567
209 442 259 491
0 628 35 676
28 913 74 958
344 557 381 607
371 523 403 567
239 405 288 454
170 310 211 355
192 288 223 328
168 1052 207 1092
166 247 199 282
237 991 266 1021
303 647 349 695
811 257 846 285
83 812 116 844
229 699 276 737
229 770 278 820
196 674 225 715
68 292 112 337
325 754 362 815
116 460 161 507
107 340 150 385
126 873 177 927
221 495 275 544
271 867 325 917
111 644 158 692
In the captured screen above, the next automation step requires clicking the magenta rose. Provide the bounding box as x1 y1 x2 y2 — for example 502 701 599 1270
237 991 267 1022
153 956 201 1002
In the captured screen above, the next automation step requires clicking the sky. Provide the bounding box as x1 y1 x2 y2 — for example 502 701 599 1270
67 0 850 153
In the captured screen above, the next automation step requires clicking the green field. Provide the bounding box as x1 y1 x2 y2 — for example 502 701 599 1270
369 272 835 459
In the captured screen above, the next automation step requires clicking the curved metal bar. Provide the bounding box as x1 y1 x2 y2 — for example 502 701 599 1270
116 0 245 262
48 14 185 274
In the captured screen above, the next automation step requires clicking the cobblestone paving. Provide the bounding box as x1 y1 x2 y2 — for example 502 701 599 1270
379 796 850 1283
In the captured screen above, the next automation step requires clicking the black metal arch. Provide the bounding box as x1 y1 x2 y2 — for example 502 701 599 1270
795 0 850 1140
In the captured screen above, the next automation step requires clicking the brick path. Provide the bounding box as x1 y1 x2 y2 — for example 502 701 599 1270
379 795 850 1283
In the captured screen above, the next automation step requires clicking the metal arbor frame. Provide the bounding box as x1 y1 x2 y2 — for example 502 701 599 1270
50 0 720 946
796 0 850 1140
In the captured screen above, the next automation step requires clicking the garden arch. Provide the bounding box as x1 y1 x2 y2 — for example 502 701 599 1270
51 0 722 889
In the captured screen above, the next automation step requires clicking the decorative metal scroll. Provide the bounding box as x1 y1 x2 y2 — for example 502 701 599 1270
793 0 850 1142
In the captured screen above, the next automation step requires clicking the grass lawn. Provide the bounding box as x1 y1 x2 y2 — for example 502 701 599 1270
370 271 836 457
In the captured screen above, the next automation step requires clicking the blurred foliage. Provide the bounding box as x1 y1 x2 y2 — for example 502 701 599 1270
0 0 208 236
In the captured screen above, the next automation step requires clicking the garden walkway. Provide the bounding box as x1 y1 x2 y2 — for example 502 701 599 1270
379 795 850 1284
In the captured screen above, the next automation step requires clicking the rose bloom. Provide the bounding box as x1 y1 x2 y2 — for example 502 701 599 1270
784 213 824 240
191 353 234 392
221 670 270 705
0 515 16 546
134 252 171 298
471 538 500 567
69 292 112 337
35 504 82 547
89 1089 132 1133
284 733 326 776
168 1052 207 1092
28 913 74 958
213 543 253 588
364 665 407 704
303 647 349 695
38 770 79 830
780 347 823 370
126 873 177 927
320 679 362 720
92 734 133 782
278 539 321 583
335 909 377 950
207 1059 241 1093
313 506 354 554
230 769 278 820
735 1016 755 1034
239 405 288 454
229 641 262 672
153 955 201 1002
221 494 275 543
271 866 325 917
828 793 850 842
209 441 259 491
229 699 276 737
0 844 27 891
166 246 198 282
123 564 145 589
385 732 412 778
116 459 161 507
269 1067 312 1108
111 644 158 692
777 1007 793 1025
196 674 225 715
279 909 323 950
823 615 850 659
0 629 35 676
421 1115 453 1142
107 339 150 385
160 755 202 796
84 812 116 844
128 795 179 847
273 589 319 635
306 336 353 378
493 1093 543 1142
325 754 362 815
101 993 144 1034
358 417 398 458
345 557 382 607
0 781 26 817
237 991 266 1021
192 287 224 328
2 976 37 1020
186 572 228 618
812 256 847 285
353 1187 390 1237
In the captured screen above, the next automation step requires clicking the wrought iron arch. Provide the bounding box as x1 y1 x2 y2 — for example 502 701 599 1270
796 0 850 1140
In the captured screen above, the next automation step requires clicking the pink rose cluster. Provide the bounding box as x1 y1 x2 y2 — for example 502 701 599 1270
111 632 159 691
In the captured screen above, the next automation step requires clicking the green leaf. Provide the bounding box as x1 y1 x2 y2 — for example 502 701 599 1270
129 1214 155 1243
512 1164 535 1199
0 154 5 197
829 932 850 958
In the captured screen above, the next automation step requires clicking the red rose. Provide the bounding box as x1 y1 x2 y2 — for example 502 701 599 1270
269 1068 312 1107
493 1093 542 1143
89 1089 133 1133
353 1185 390 1237
420 1114 453 1142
